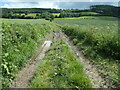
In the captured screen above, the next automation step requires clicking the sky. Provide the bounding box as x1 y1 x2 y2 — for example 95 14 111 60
0 0 119 9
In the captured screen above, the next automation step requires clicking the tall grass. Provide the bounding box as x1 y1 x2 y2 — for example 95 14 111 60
30 39 92 88
55 18 119 88
62 25 119 60
55 18 119 59
2 22 51 88
64 26 119 87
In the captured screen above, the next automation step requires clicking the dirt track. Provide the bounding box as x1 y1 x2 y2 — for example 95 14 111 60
10 31 110 88
9 33 53 88
60 31 108 88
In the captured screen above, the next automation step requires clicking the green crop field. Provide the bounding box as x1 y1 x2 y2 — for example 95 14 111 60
55 16 118 20
54 17 120 88
2 19 46 24
17 13 60 18
52 13 60 16
80 12 100 15
16 13 36 18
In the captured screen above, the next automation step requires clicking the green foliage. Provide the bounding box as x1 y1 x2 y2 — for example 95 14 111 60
90 5 119 17
59 12 81 18
2 21 51 88
44 12 54 22
25 11 28 15
73 38 78 45
30 39 92 88
56 18 119 88
59 19 119 60
2 5 119 19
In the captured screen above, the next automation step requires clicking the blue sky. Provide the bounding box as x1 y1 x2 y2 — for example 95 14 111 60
0 0 119 9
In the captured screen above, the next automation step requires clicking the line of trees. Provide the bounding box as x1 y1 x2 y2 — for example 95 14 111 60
1 5 120 19
2 12 34 19
2 8 62 13
2 11 55 21
36 12 55 22
90 5 120 17
59 12 81 18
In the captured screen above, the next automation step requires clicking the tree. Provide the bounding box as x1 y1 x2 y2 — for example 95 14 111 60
8 11 13 18
36 13 39 16
50 15 54 22
35 13 40 19
90 5 119 17
21 15 25 19
25 11 28 15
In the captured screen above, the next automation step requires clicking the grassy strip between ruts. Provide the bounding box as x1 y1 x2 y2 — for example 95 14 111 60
29 39 92 88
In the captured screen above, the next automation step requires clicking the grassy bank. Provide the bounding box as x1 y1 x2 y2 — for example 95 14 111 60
2 20 52 88
30 39 92 88
55 18 119 88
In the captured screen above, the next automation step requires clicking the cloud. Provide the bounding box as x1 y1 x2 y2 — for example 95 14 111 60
1 2 35 8
1 1 59 8
0 1 118 9
90 0 93 2
37 1 59 8
57 2 118 9
1 3 35 8
1 0 120 2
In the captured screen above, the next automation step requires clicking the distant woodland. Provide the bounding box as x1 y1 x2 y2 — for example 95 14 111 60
1 5 120 20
